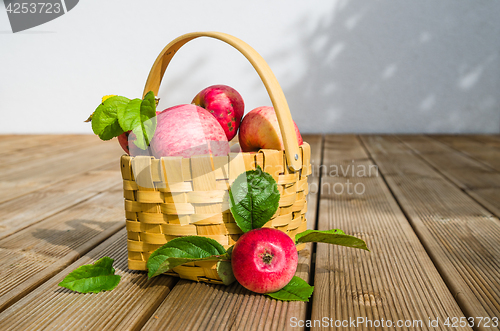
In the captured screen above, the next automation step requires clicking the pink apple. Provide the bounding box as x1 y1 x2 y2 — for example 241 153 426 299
149 104 229 158
238 106 303 152
231 228 298 293
192 85 244 141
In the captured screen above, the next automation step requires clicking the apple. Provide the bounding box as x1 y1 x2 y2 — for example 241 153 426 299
118 132 130 154
192 85 244 141
238 106 303 152
149 104 230 158
231 228 298 294
118 131 150 156
117 109 164 156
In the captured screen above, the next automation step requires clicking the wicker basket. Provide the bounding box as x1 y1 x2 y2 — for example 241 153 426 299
121 32 312 284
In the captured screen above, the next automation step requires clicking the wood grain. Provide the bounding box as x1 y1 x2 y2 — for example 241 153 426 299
431 135 500 172
312 135 469 331
0 230 177 331
0 135 98 167
397 135 500 190
0 135 81 154
362 135 500 330
469 135 500 148
0 136 123 204
398 134 500 221
0 163 121 239
0 188 124 312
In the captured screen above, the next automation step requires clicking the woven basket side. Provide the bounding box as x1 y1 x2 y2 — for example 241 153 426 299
123 142 311 282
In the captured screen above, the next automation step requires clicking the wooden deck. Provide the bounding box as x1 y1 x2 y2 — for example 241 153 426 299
0 134 499 331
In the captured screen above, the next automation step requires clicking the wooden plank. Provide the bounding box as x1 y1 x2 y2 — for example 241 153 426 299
0 229 177 331
432 135 500 172
361 135 500 330
398 134 500 226
397 135 500 190
139 134 323 331
467 188 500 220
0 135 99 167
0 162 121 239
0 137 124 204
0 188 124 312
398 135 500 266
0 135 71 153
312 135 470 331
469 135 500 148
0 136 120 180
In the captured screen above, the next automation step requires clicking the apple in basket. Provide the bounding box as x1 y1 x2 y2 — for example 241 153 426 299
231 228 298 293
117 108 164 156
192 85 244 141
118 132 150 156
238 106 303 152
149 104 230 158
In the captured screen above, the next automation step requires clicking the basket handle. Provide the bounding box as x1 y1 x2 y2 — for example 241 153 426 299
143 31 302 172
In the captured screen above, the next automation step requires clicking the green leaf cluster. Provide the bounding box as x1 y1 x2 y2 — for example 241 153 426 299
90 91 157 150
58 257 121 293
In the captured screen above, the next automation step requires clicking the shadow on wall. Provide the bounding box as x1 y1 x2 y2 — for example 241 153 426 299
273 0 500 134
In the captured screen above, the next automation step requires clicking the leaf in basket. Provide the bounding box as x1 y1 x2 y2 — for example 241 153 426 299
117 91 157 150
295 229 370 252
217 261 236 286
91 96 129 140
147 236 228 279
229 166 280 233
58 257 121 293
265 276 314 302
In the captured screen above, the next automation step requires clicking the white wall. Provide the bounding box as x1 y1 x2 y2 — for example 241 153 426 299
1 0 499 134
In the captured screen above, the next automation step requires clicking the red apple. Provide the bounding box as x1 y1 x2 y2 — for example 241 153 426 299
118 131 151 156
231 228 298 293
118 132 130 154
117 109 164 156
149 104 229 158
192 85 244 141
238 106 303 152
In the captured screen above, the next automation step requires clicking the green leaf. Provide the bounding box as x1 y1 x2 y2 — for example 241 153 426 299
229 166 280 233
147 236 228 278
295 229 370 251
217 261 236 286
58 257 121 293
265 276 314 302
117 91 157 150
91 96 129 140
225 245 234 258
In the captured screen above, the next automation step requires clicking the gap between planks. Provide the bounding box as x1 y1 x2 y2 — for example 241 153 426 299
360 135 500 331
311 135 469 331
0 136 124 205
403 135 500 220
0 229 177 331
431 135 500 172
0 161 122 240
0 188 125 312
